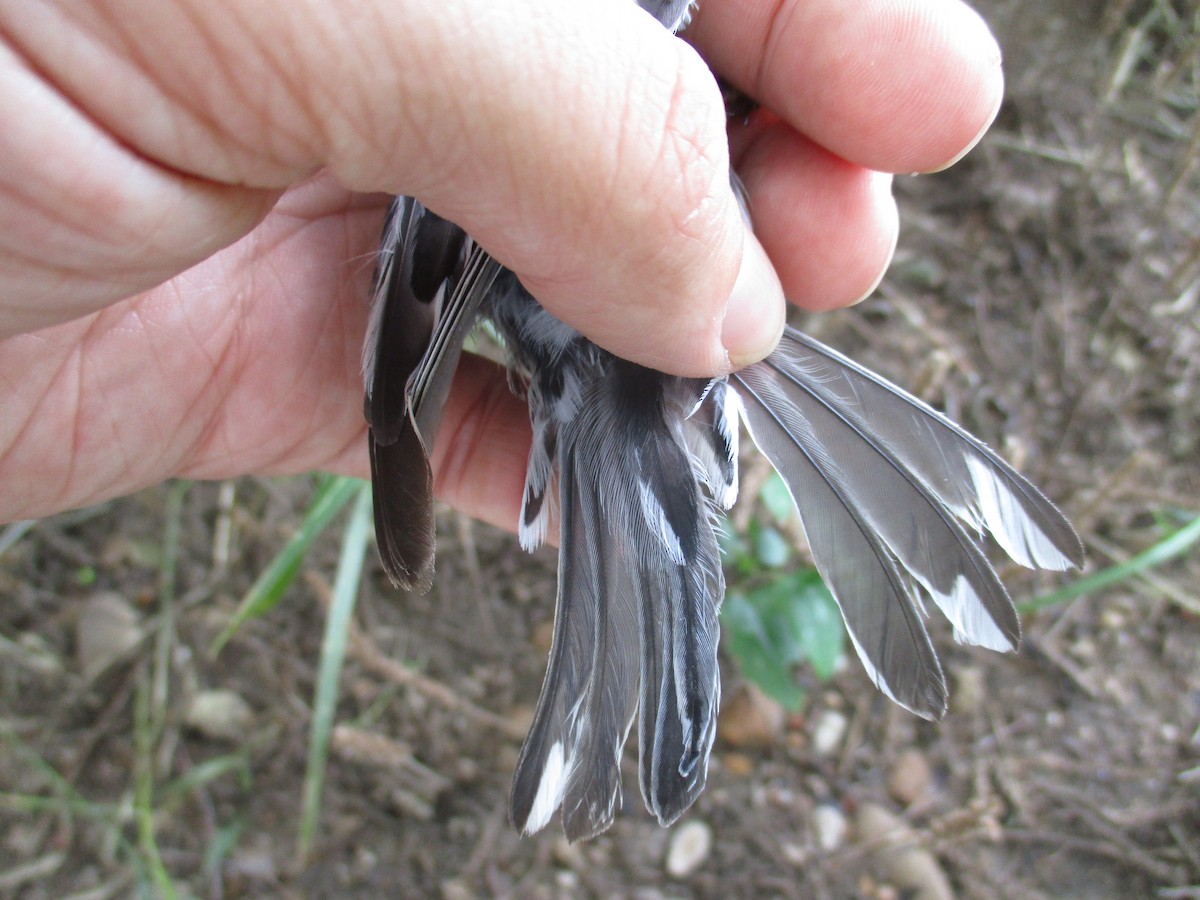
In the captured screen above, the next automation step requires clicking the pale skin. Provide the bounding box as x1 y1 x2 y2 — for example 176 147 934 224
0 0 1003 532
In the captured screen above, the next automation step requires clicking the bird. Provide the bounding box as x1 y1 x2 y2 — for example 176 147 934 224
361 0 1083 842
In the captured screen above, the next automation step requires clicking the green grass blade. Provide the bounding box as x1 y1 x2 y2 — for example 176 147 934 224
203 821 246 881
159 753 252 808
0 792 117 819
1020 512 1200 614
133 677 176 898
0 519 35 559
212 475 364 654
296 482 374 864
0 727 115 820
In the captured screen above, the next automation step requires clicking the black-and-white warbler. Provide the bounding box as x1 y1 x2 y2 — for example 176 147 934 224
362 0 1081 842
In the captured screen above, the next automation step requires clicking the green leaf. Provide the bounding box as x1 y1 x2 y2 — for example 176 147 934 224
297 484 374 864
722 593 806 711
759 471 796 524
751 523 791 569
203 821 245 880
719 526 759 576
787 573 844 681
721 569 846 711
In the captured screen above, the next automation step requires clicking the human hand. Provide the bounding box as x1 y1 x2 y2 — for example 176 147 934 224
0 0 1002 529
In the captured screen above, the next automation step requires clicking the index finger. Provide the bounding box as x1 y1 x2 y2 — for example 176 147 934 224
687 0 1004 173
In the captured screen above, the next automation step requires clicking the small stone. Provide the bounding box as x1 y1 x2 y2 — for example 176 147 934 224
353 846 378 873
718 683 785 749
1069 636 1097 661
722 752 755 777
555 871 579 890
810 709 848 757
812 804 847 851
507 704 536 735
888 750 933 806
950 666 985 716
856 804 953 900
184 689 253 742
665 820 712 878
76 591 143 678
227 833 277 881
532 618 555 653
100 535 161 569
552 836 585 870
331 725 412 768
780 841 808 866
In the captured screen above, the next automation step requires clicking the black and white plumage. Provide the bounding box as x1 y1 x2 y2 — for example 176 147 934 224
362 0 1082 842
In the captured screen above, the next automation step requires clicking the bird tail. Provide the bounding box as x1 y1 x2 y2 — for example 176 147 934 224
731 327 1083 718
509 362 736 840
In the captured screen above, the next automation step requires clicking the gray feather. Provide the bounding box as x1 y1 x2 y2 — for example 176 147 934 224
732 327 1082 717
508 359 728 838
363 197 500 589
735 359 946 716
773 331 1082 572
509 451 641 840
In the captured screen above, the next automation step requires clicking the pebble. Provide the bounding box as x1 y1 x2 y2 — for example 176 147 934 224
812 803 848 851
887 749 933 806
718 684 785 749
184 689 254 742
722 752 755 777
75 591 143 678
950 666 985 716
532 618 555 653
1100 608 1127 630
552 836 586 870
810 709 848 757
665 820 712 878
856 804 953 900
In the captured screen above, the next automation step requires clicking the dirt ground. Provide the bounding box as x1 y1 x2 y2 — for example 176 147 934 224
3 0 1199 897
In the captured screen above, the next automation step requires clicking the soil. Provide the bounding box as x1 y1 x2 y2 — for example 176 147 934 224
3 0 1198 897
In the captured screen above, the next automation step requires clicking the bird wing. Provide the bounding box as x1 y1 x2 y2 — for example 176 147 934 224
364 196 501 590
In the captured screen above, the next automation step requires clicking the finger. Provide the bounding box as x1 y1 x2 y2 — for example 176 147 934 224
428 354 533 535
688 0 1004 173
8 0 786 375
333 352 535 540
731 116 898 312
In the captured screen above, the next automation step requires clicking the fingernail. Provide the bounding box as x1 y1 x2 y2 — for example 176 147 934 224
924 51 1003 174
924 109 997 174
721 232 785 369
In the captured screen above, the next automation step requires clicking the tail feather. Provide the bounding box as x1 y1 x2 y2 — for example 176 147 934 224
745 348 1019 652
631 407 723 825
731 327 1082 717
637 549 722 825
510 454 612 837
735 362 946 715
775 331 1083 570
510 364 729 838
